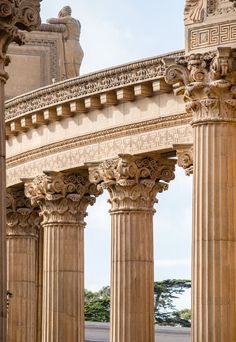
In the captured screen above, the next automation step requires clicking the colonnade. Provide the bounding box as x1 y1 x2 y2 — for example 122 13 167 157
6 155 178 342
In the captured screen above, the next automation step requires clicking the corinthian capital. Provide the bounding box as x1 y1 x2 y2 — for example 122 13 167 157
0 0 41 81
23 171 102 225
89 154 176 211
164 47 236 124
6 187 41 238
174 144 193 176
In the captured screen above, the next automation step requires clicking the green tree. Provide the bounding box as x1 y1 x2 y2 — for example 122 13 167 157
84 286 110 322
84 279 191 326
154 279 191 327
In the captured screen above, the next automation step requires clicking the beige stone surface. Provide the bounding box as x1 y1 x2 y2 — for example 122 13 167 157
89 155 176 342
165 46 236 341
6 30 66 99
23 172 101 342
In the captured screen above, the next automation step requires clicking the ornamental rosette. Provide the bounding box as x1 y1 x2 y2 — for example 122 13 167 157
89 154 176 211
164 47 236 124
23 171 102 225
6 187 41 237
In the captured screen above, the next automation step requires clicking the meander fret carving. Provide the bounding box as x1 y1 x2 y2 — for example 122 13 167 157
5 50 184 121
6 188 41 237
0 0 41 82
23 172 102 225
89 155 176 211
184 0 204 24
164 47 236 124
189 21 236 51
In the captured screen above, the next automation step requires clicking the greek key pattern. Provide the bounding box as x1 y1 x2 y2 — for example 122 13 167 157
190 22 236 50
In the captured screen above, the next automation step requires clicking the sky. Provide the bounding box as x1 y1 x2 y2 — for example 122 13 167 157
40 1 191 308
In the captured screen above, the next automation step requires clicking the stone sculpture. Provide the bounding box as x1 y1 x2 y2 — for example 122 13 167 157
184 0 204 23
46 6 84 78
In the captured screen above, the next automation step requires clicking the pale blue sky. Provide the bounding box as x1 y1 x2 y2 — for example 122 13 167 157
40 1 191 307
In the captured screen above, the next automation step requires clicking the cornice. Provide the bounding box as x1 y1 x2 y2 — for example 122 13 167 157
4 50 184 137
6 112 192 169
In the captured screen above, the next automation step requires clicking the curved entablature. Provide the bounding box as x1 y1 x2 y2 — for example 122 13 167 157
5 50 184 137
6 49 194 188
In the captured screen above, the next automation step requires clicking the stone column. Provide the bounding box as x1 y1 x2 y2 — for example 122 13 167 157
24 171 101 342
165 47 236 342
6 188 41 342
0 3 41 340
89 154 176 342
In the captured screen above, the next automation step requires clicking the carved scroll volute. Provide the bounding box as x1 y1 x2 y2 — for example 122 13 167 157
23 171 102 225
0 0 42 81
164 48 236 124
88 154 176 211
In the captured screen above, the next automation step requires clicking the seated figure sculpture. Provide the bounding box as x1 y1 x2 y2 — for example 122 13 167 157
42 6 84 78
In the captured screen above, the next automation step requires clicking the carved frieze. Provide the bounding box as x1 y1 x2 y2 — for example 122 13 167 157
89 154 176 211
6 187 41 237
164 47 236 125
23 172 102 225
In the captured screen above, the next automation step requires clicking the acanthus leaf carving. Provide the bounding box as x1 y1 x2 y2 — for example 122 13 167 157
88 154 176 211
164 47 236 124
6 187 41 237
23 171 102 225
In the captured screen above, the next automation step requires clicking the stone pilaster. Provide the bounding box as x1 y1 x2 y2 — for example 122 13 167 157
89 154 176 342
165 47 236 342
0 2 41 340
24 171 101 342
6 188 41 342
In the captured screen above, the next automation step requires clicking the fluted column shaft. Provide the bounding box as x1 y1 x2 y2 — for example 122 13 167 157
164 47 236 342
6 188 41 342
24 172 100 342
89 155 176 342
41 221 84 342
110 209 154 342
7 235 38 342
192 122 236 341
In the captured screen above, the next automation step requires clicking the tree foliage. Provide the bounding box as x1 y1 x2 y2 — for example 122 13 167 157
84 279 191 327
84 286 110 322
154 279 191 327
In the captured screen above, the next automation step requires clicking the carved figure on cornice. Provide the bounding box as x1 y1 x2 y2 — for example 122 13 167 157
88 154 176 211
45 6 84 78
23 171 102 224
184 0 204 24
164 48 236 124
6 188 41 238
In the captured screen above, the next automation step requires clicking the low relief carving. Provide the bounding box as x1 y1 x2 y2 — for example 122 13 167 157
184 0 204 24
23 172 102 225
5 50 184 121
89 154 176 211
207 0 236 16
164 47 236 124
6 188 41 237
